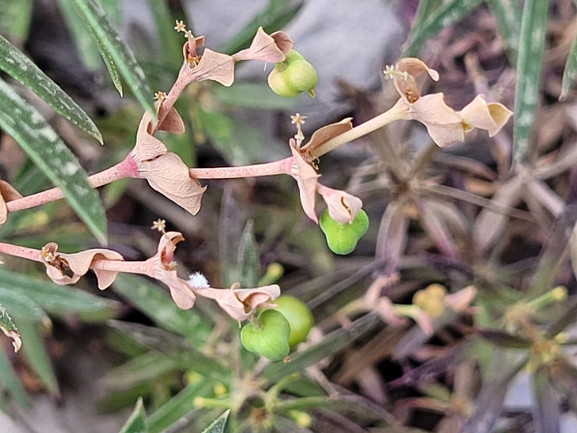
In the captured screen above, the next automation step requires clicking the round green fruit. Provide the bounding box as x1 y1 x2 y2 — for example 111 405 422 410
267 69 301 97
240 309 290 361
274 296 314 347
319 209 369 255
267 50 318 97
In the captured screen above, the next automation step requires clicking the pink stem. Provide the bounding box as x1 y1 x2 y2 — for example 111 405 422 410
0 242 43 263
90 258 154 277
6 155 139 213
190 157 293 179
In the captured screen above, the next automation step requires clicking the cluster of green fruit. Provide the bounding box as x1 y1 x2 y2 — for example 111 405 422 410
240 295 314 361
268 50 319 98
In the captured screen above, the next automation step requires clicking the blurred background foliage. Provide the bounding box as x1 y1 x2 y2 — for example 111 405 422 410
2 0 577 432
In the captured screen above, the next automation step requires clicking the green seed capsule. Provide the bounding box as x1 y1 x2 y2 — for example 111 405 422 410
319 209 369 255
274 295 314 347
240 309 291 361
267 50 318 98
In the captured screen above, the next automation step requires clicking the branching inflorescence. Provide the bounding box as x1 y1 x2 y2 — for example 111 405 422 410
0 21 512 356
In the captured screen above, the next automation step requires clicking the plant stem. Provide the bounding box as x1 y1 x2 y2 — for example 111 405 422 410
0 242 42 263
311 99 409 158
190 157 293 179
6 155 139 213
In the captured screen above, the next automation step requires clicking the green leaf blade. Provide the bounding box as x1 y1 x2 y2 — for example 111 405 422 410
201 410 230 433
66 0 155 115
561 33 577 100
0 302 22 353
513 0 549 162
0 34 102 143
0 77 107 243
119 397 148 433
0 267 119 321
403 0 483 57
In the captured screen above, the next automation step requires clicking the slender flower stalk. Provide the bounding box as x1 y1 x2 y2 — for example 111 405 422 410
310 100 409 158
191 157 293 179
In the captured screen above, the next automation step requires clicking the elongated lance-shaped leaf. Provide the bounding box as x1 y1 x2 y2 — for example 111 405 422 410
403 0 483 57
119 397 148 433
0 343 31 407
485 0 521 63
0 77 107 244
64 0 155 116
0 302 21 352
513 0 548 163
236 220 259 287
561 32 577 100
0 267 119 320
201 410 230 433
219 0 302 55
18 321 59 396
0 34 102 143
262 311 382 383
145 0 182 72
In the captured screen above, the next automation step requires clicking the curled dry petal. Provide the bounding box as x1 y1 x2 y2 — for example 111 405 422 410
150 232 196 309
193 283 281 321
402 94 464 147
41 242 124 289
181 48 235 87
157 107 185 135
400 93 513 147
300 118 353 153
289 139 320 223
393 58 439 104
0 180 22 225
232 27 293 63
457 95 513 137
140 153 206 215
234 284 281 309
133 113 206 215
317 185 362 224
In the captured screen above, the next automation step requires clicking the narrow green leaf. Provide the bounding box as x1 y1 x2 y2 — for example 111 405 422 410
262 312 382 383
65 0 155 115
0 287 50 326
145 0 182 72
561 33 577 100
148 381 214 433
0 344 31 407
236 220 259 287
485 0 521 63
219 0 303 54
0 303 21 353
112 274 211 345
108 320 231 382
119 397 148 433
102 352 179 393
0 34 103 142
403 0 483 57
513 0 548 162
0 78 107 243
0 0 32 39
212 82 297 110
56 0 105 71
0 267 119 321
477 329 533 349
18 321 59 396
201 410 230 433
532 368 560 433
